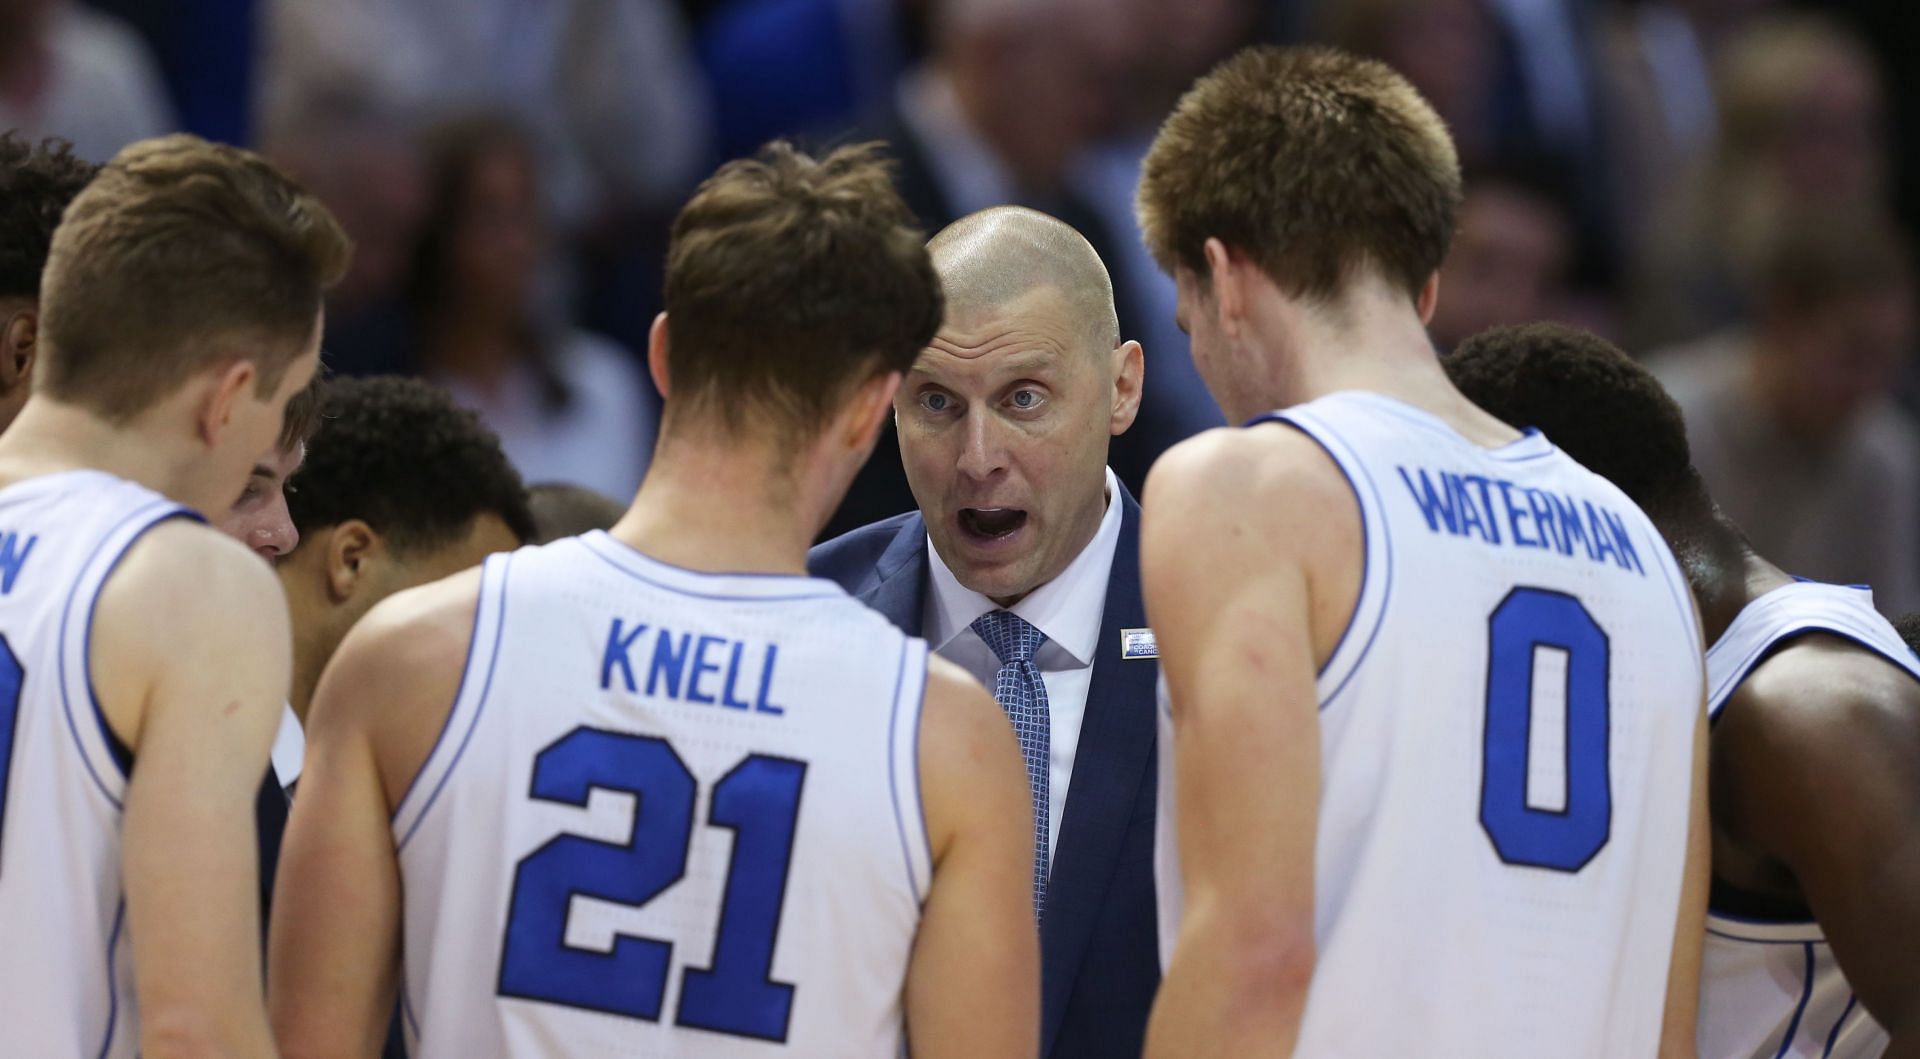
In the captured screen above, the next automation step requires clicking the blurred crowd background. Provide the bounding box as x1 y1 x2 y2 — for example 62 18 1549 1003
8 0 1919 609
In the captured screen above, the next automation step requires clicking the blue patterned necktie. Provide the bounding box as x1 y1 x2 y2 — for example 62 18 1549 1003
971 609 1050 921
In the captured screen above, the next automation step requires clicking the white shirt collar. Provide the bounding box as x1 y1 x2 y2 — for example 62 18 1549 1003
896 64 1017 218
924 467 1123 668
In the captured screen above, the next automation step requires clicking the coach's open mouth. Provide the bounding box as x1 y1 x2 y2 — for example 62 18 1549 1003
958 507 1028 541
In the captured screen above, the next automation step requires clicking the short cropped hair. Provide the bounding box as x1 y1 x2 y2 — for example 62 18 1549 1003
278 369 329 451
1137 46 1461 303
1445 323 1709 524
39 134 352 422
287 376 535 554
663 140 942 440
0 134 98 302
1892 612 1920 657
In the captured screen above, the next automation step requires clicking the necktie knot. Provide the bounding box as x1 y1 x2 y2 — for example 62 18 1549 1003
972 610 1046 666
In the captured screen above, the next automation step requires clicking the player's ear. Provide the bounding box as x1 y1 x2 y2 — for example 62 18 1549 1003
844 368 901 453
1202 237 1244 338
647 312 671 399
0 309 36 392
325 518 380 604
1416 270 1441 325
198 359 258 447
1110 339 1144 436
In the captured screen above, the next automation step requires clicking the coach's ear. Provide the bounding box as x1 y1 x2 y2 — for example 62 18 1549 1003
324 519 382 604
647 312 671 399
1416 271 1441 325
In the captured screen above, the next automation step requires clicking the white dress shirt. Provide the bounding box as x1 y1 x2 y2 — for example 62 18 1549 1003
272 704 305 792
923 467 1123 858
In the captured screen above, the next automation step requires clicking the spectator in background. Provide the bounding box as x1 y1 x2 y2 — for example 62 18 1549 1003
1428 162 1578 352
1072 0 1261 460
1316 0 1503 163
259 0 708 228
0 0 174 161
1634 13 1890 347
1648 211 1920 614
262 94 428 378
404 117 656 501
0 133 94 431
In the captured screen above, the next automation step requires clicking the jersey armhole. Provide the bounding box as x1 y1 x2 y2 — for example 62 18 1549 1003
59 501 203 809
1257 411 1394 712
392 552 514 849
888 636 933 905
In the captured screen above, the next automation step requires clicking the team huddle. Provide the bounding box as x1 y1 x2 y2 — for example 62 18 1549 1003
0 41 1915 1059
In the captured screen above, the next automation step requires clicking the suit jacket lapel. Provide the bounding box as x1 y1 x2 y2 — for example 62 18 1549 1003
1039 488 1156 1055
856 514 930 638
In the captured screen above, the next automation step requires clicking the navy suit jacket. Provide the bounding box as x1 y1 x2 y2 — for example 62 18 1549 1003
809 487 1161 1059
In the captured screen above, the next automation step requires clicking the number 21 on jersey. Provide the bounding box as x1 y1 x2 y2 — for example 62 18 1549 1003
497 727 808 1042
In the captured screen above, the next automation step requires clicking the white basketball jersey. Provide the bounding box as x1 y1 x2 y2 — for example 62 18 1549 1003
0 470 196 1058
1699 580 1920 1059
396 532 932 1057
1155 391 1704 1057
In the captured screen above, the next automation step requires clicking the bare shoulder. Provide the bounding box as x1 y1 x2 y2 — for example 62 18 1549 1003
101 517 283 617
1143 423 1358 568
1730 634 1920 752
919 653 1006 764
308 565 487 805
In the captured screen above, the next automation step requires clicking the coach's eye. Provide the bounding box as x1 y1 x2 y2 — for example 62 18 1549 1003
919 391 953 414
1009 388 1043 411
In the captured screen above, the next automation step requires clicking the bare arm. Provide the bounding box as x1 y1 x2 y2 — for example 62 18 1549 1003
93 523 289 1058
1660 693 1710 1059
1142 430 1355 1059
268 573 478 1059
905 656 1039 1059
1716 639 1920 1056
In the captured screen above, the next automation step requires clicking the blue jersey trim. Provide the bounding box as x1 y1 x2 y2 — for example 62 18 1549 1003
397 553 514 852
95 897 125 1059
580 535 842 603
57 500 195 808
1246 411 1395 712
388 567 494 824
1711 625 1920 724
1774 943 1816 1059
1823 994 1858 1057
1705 926 1820 945
885 638 923 901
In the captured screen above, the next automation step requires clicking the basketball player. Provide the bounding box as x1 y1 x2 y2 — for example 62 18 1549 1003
1448 322 1920 1059
1134 47 1710 1056
0 134 346 1056
0 133 98 432
268 142 1039 1058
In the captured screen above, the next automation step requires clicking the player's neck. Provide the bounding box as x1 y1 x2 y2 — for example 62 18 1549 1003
610 444 819 578
0 396 208 506
1252 286 1519 448
1689 533 1790 644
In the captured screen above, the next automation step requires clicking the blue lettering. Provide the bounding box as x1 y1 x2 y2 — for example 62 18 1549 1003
646 630 691 698
1525 488 1562 554
688 635 726 705
1584 502 1619 567
1601 509 1646 575
755 645 785 716
600 619 646 692
720 641 752 711
0 532 35 595
1464 477 1503 545
1397 467 1459 533
1449 474 1490 543
1551 493 1591 559
1496 482 1537 549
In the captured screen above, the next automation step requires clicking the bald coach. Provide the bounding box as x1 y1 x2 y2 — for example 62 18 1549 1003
811 205 1159 1059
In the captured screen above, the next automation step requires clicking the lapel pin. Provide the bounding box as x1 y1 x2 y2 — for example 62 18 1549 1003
1120 628 1158 661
